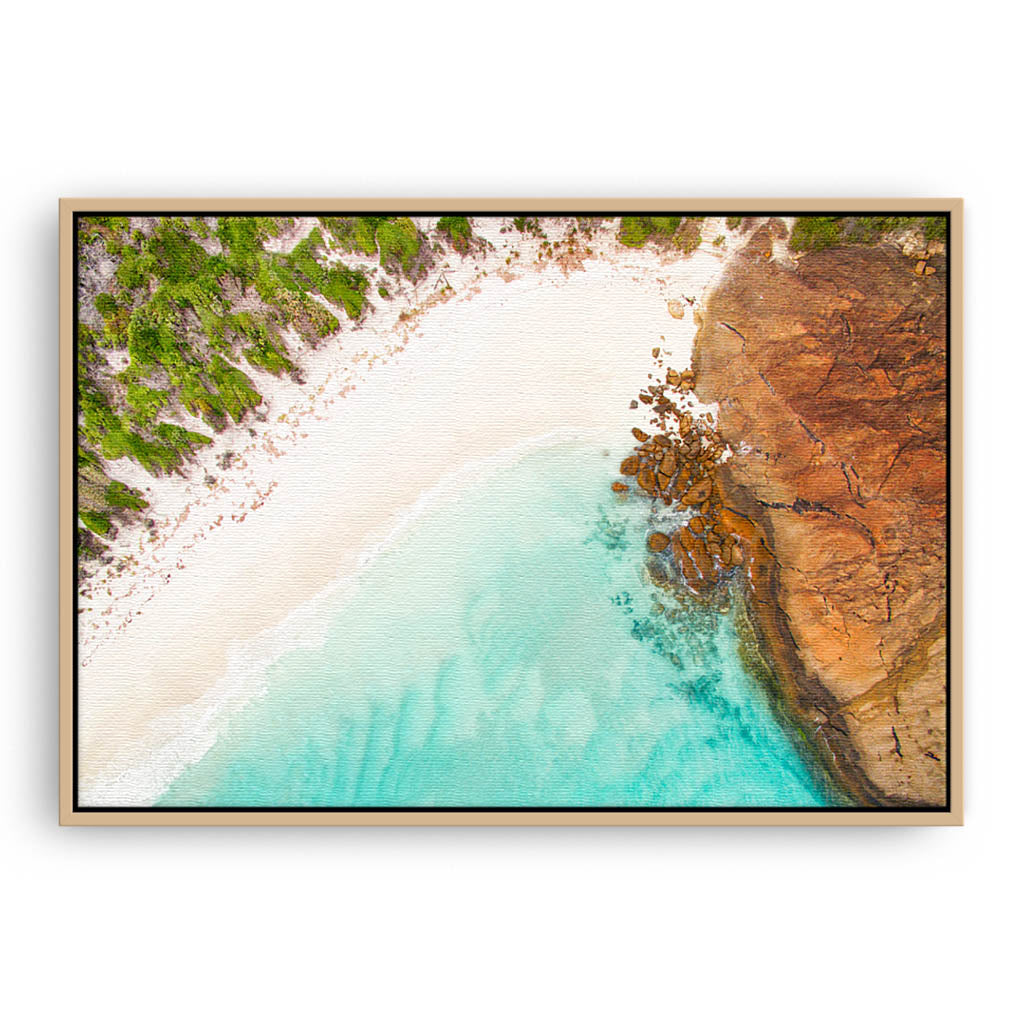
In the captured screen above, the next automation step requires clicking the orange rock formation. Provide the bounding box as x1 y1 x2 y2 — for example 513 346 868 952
613 228 948 806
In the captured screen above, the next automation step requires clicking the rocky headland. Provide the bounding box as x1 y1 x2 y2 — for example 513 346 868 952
615 224 948 807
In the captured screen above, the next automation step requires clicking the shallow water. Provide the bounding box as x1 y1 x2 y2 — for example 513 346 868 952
161 442 829 807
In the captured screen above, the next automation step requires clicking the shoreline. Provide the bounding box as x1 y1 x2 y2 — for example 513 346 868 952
79 216 753 806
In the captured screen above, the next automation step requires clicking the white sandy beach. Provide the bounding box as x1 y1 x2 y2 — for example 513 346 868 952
78 217 779 805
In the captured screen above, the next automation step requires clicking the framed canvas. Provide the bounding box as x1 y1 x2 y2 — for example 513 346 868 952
59 199 963 825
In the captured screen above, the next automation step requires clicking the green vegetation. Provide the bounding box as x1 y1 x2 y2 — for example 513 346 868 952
725 216 742 230
713 234 726 248
77 216 288 550
788 218 842 252
75 213 446 569
512 216 544 237
79 510 111 536
436 216 474 253
80 216 130 247
197 357 263 426
376 218 424 277
216 216 280 283
618 217 651 248
789 216 947 253
105 480 148 511
321 216 429 280
322 216 382 257
261 230 369 323
243 331 295 376
125 383 170 425
94 292 118 318
618 216 682 248
78 526 109 561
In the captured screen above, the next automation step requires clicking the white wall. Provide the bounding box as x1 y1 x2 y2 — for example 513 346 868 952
3 2 1018 1020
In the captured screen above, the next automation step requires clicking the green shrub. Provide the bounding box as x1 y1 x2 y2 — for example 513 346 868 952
322 217 382 256
155 422 213 454
327 268 367 318
436 216 473 253
82 216 129 237
376 218 423 277
618 217 652 247
215 216 278 283
243 332 295 376
789 217 844 252
125 383 170 425
650 216 682 235
512 216 543 237
115 247 155 292
77 444 100 471
126 303 183 371
206 356 262 422
788 215 948 252
618 216 681 247
80 509 111 536
105 480 148 511
144 220 211 285
94 293 118 319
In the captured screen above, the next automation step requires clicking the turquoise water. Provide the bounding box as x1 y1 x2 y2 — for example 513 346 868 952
161 442 828 807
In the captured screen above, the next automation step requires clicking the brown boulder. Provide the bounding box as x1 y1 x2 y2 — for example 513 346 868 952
680 478 713 505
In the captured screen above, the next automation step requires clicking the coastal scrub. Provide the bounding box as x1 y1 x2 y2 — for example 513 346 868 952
76 213 464 579
789 215 946 252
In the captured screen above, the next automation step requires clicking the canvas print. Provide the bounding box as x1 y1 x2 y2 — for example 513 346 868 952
69 208 952 815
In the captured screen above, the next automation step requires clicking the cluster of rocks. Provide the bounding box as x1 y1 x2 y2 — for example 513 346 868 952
612 359 767 601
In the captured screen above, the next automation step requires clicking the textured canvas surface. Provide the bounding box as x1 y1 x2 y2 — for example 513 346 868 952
67 209 955 818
